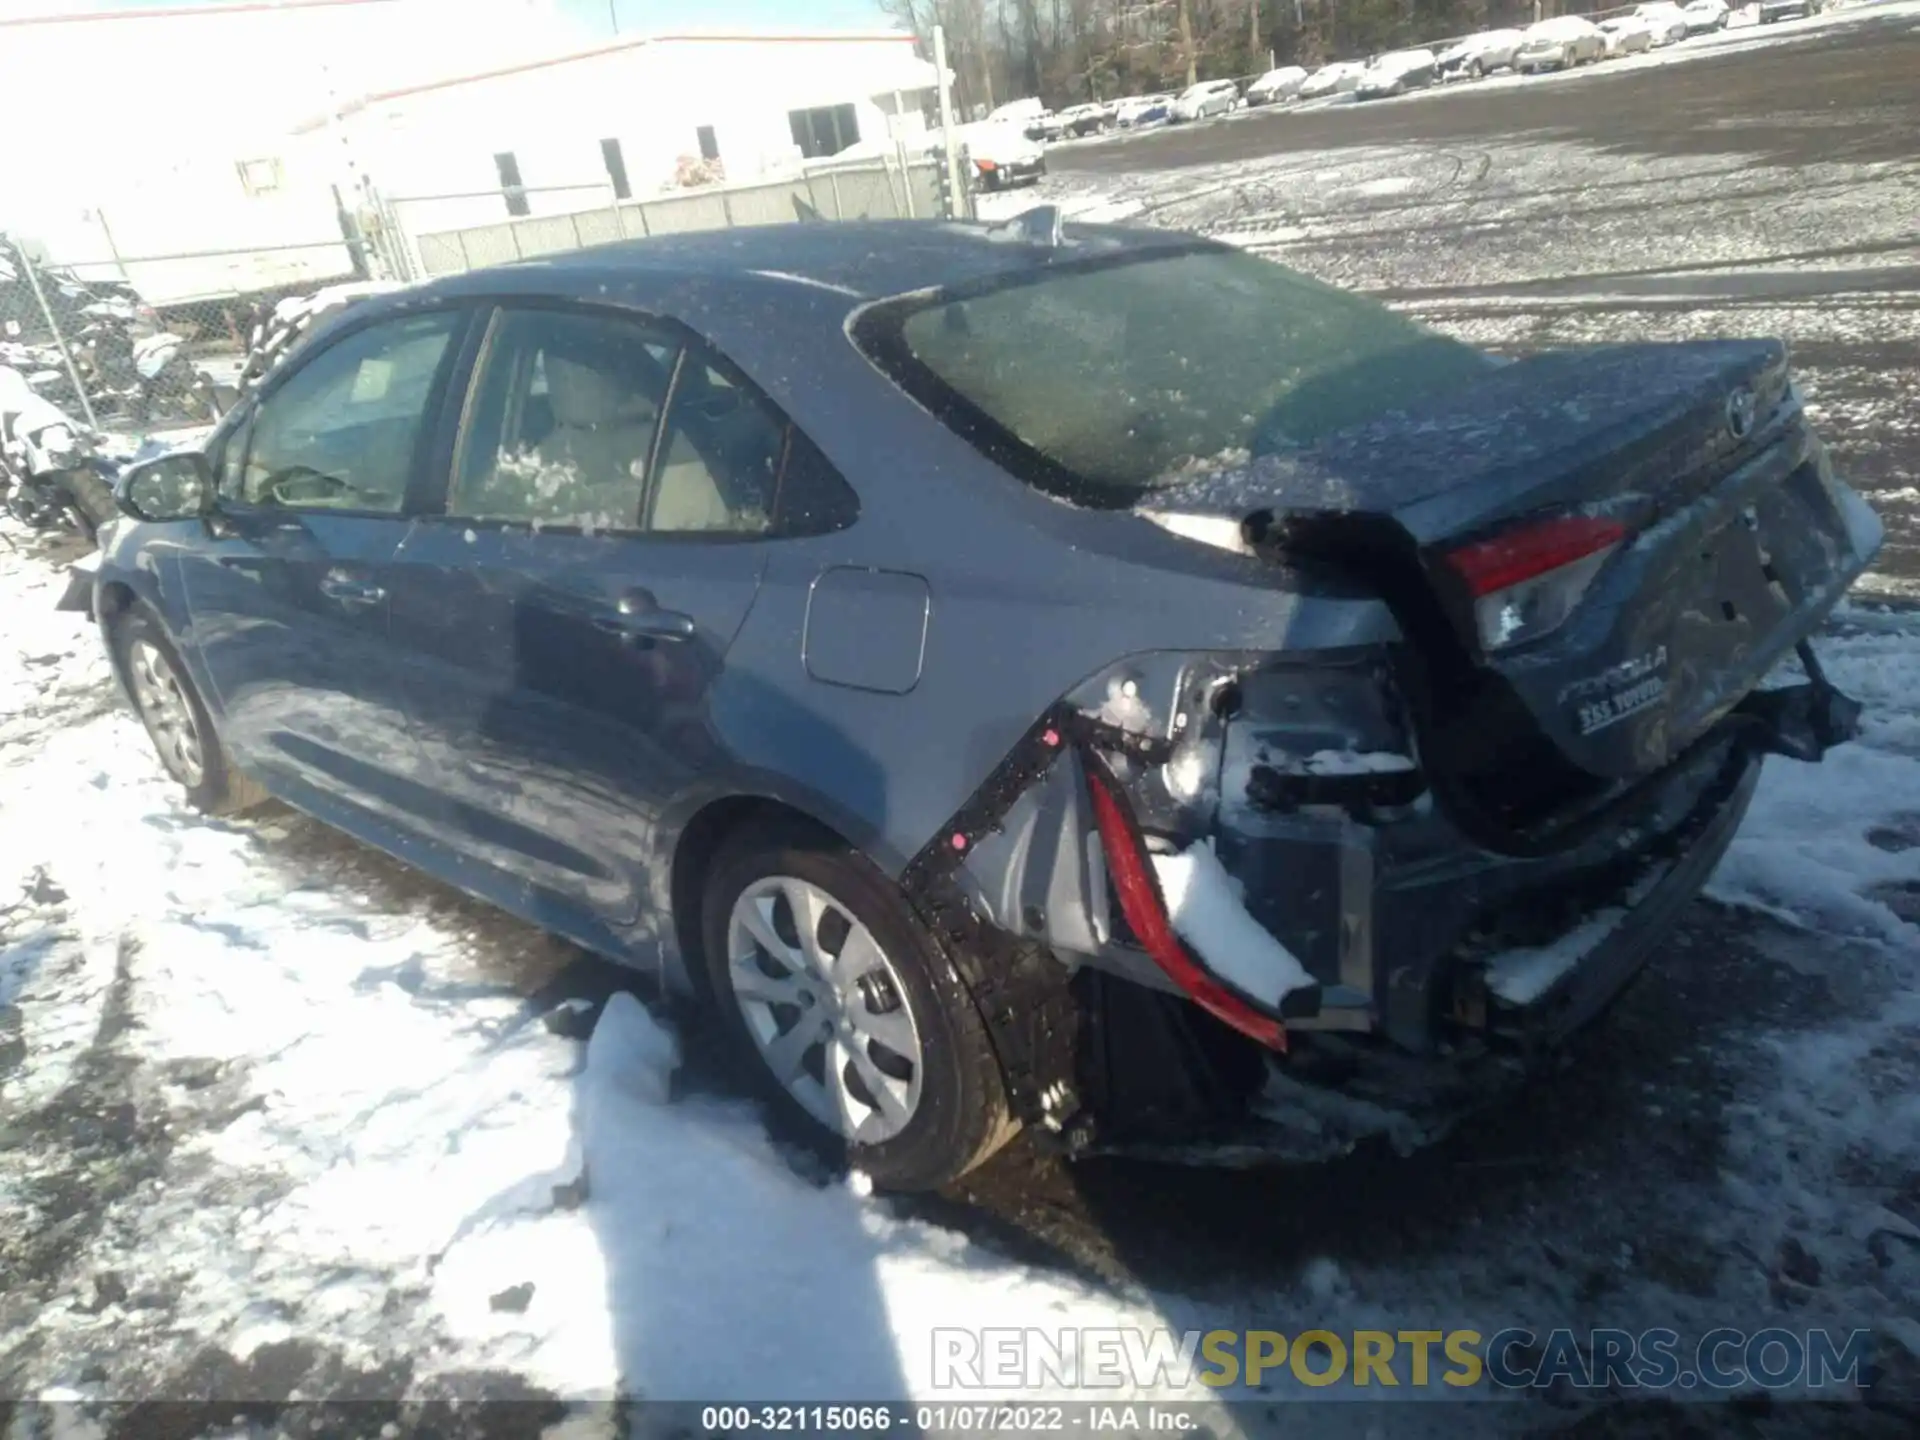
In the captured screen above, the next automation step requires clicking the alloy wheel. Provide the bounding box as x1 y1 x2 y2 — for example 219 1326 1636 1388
126 638 206 787
725 875 924 1145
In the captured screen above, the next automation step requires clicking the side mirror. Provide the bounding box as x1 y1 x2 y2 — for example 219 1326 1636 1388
117 451 216 523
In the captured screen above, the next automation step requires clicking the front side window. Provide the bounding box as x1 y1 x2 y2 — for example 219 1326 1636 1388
855 247 1491 509
236 309 460 513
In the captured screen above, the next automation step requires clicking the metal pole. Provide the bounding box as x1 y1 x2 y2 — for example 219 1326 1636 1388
17 247 98 430
608 0 618 34
96 207 130 285
933 24 965 220
891 89 917 218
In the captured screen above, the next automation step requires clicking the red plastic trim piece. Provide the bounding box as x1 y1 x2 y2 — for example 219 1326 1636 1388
1084 760 1287 1053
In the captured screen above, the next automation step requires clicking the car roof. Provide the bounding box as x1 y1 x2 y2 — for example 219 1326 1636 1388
401 219 1205 313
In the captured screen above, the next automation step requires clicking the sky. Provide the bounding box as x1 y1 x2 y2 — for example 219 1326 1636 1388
32 0 892 35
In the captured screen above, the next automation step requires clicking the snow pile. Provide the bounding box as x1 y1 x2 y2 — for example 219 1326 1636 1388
1150 839 1316 1002
1708 605 1920 939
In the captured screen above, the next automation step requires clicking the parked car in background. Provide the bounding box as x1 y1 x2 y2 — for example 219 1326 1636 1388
962 123 1046 190
1115 92 1174 127
985 98 1045 128
1298 61 1367 98
1438 29 1525 79
1355 48 1439 99
1682 0 1732 33
1515 16 1608 71
1600 15 1657 55
83 216 1883 1192
1246 65 1310 105
1759 0 1818 20
1633 2 1693 44
1169 79 1241 122
1054 103 1107 137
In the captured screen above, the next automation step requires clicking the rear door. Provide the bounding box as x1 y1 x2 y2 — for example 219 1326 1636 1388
385 303 821 926
177 307 468 824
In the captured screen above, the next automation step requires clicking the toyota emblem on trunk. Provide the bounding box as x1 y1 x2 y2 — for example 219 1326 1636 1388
1726 385 1758 441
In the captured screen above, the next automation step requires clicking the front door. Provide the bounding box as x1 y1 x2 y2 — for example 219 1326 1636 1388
386 306 785 926
177 307 467 827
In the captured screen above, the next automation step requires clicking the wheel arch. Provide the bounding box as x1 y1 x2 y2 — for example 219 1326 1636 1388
664 791 861 1000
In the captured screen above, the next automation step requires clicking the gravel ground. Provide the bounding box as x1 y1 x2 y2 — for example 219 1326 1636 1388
4 8 1920 1438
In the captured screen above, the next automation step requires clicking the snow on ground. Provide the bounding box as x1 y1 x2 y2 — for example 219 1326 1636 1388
4 14 1920 1427
0 541 1237 1413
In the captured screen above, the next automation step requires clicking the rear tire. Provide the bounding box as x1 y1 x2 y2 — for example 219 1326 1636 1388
699 827 1017 1192
109 604 269 816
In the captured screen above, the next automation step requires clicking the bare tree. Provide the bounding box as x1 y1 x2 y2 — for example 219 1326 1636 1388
1177 0 1197 86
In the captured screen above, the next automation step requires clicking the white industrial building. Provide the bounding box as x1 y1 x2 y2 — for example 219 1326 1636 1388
0 0 941 303
299 29 944 235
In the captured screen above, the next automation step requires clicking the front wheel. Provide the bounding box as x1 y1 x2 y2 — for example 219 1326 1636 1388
109 604 268 815
700 829 1017 1191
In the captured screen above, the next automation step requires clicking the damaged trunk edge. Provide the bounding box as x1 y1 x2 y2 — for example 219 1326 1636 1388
902 340 1881 1164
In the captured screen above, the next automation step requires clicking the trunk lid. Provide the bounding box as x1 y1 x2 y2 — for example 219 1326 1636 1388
1149 339 1882 790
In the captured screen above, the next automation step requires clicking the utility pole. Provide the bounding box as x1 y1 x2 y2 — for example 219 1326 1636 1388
934 24 966 218
608 0 619 35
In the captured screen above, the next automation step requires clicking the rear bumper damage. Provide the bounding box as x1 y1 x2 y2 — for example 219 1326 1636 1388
902 644 1861 1166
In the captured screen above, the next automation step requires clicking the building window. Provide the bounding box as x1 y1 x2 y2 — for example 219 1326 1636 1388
696 125 720 163
237 157 283 196
787 104 860 160
495 151 530 218
600 138 631 201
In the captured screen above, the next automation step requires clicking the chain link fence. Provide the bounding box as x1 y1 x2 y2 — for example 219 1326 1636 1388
4 151 960 435
1 230 377 438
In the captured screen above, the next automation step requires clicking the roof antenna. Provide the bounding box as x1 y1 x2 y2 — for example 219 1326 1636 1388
793 195 824 223
988 204 1066 249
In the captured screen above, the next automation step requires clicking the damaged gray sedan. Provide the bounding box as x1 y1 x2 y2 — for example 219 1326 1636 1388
86 213 1880 1190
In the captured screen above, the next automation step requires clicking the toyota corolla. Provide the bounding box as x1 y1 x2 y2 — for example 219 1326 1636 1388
75 213 1880 1190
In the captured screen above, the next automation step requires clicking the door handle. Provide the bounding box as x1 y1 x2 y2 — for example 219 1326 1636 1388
319 572 387 609
593 588 695 642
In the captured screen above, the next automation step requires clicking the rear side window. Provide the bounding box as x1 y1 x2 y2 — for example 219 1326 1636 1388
452 309 680 531
450 306 860 538
646 351 784 535
855 247 1489 509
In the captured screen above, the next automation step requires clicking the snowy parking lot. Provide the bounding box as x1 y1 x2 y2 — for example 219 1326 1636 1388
4 6 1920 1438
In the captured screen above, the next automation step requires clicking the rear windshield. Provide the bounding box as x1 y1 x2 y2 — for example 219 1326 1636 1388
855 246 1490 509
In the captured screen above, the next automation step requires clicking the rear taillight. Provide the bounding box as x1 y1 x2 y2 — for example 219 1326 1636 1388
1445 515 1626 653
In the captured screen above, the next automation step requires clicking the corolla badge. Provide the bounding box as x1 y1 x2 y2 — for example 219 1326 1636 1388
1725 385 1758 441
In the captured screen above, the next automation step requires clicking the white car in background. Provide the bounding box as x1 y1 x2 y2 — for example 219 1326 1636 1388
1682 0 1733 32
1245 65 1310 105
1600 15 1657 55
1354 48 1440 100
1514 15 1608 71
1169 78 1241 122
960 122 1046 191
1113 92 1174 127
1438 29 1525 79
1298 61 1367 98
1633 2 1694 43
